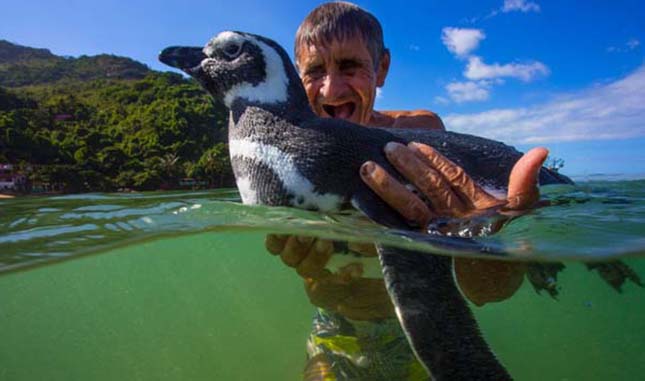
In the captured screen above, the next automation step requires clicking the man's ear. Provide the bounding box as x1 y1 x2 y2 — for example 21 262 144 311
376 50 390 87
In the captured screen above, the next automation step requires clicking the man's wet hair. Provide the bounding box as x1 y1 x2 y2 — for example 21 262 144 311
295 2 388 69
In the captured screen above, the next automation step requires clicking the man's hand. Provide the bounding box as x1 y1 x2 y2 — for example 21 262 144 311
265 235 332 280
360 142 548 223
359 142 549 306
265 235 395 320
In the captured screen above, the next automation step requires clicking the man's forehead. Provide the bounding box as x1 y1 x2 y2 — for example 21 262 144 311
297 36 371 66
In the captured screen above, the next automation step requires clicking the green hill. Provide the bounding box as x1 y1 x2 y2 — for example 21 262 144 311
0 40 150 87
0 40 232 193
0 40 57 63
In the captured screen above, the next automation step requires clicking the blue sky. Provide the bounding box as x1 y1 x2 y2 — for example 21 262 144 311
1 0 644 177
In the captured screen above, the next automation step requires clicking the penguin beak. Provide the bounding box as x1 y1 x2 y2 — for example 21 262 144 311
159 46 206 71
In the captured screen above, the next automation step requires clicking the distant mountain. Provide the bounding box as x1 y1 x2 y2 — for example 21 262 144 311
0 40 57 63
0 40 151 87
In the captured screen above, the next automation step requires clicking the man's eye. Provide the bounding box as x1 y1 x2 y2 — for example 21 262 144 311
339 60 361 73
304 67 325 79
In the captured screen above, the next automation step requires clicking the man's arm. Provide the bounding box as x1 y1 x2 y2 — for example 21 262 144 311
361 143 549 306
367 109 543 305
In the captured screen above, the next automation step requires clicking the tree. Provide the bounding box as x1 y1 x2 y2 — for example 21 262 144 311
1 64 229 192
194 143 233 187
156 152 183 189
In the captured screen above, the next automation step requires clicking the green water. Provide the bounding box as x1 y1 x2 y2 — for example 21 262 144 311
1 180 645 380
0 232 313 380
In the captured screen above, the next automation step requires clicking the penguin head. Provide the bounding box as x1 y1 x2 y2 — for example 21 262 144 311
160 31 295 108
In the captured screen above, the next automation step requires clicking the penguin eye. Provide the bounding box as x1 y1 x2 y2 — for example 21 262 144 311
223 43 242 58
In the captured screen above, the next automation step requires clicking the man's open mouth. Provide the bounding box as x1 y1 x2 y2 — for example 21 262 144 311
322 102 356 120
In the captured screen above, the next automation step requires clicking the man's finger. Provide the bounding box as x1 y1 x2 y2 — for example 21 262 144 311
384 142 467 216
296 239 334 279
360 160 431 227
506 147 548 210
408 142 502 211
265 234 289 255
280 236 314 267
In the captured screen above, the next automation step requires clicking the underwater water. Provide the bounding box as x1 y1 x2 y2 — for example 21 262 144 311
1 178 644 380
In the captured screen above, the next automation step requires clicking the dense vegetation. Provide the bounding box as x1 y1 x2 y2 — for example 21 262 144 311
0 40 233 192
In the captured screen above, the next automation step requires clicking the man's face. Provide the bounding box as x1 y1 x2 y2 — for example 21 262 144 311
297 36 389 126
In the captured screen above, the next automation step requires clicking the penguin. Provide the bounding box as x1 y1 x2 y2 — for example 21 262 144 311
159 31 571 381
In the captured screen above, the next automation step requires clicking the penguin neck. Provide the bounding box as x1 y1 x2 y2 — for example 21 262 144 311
228 80 315 127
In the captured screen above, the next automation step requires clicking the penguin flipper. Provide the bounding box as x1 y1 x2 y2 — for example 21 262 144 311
377 245 513 381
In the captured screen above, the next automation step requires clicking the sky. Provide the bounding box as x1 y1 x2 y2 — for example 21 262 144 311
1 0 644 177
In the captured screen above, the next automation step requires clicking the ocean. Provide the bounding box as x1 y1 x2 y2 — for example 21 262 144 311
1 178 644 380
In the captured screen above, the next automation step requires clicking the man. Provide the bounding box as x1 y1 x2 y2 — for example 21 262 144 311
265 2 545 380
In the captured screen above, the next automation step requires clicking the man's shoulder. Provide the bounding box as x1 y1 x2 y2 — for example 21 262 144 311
371 110 445 130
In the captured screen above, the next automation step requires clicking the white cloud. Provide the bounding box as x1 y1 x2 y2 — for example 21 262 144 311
441 27 485 58
409 44 421 51
376 87 383 100
627 39 640 49
502 0 540 13
484 0 540 19
444 65 645 144
439 22 547 102
445 81 491 103
434 96 450 105
465 56 549 82
608 38 640 53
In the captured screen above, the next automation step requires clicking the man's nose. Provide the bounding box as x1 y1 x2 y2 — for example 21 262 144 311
320 71 347 100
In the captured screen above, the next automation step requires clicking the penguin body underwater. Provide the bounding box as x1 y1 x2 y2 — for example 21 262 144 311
160 31 571 380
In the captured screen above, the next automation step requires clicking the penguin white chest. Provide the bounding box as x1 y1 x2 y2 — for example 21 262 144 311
229 139 343 211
